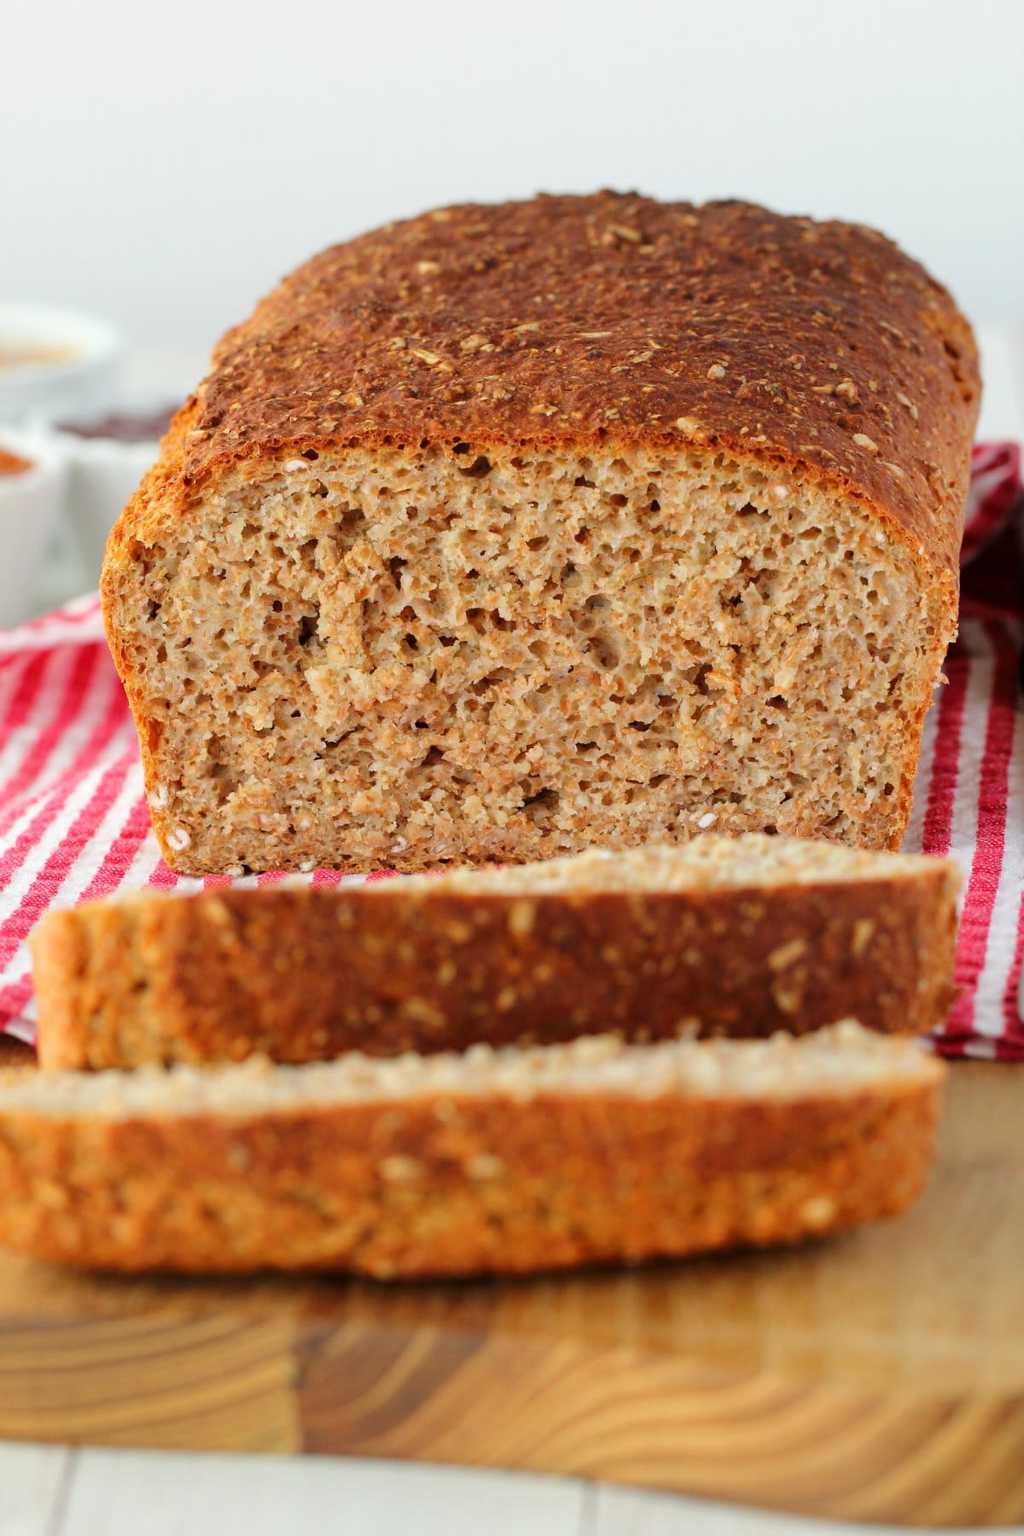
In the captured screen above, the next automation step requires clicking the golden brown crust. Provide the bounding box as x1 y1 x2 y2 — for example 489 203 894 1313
0 1071 942 1276
106 193 978 586
31 861 959 1070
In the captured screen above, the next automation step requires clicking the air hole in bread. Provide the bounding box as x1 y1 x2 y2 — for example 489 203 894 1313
522 785 559 822
588 633 619 670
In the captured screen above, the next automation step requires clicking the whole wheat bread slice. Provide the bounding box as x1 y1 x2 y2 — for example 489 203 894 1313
0 1022 942 1276
31 835 959 1070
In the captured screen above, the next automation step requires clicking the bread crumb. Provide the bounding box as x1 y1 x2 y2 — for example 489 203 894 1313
769 938 807 970
36 1180 69 1210
508 900 535 938
800 1194 837 1227
851 918 875 957
401 998 446 1028
380 1155 422 1182
772 979 803 1014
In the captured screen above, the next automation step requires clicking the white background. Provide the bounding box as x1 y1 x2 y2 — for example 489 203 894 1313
5 0 1023 357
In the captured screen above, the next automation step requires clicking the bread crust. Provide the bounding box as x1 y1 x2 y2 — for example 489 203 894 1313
0 1064 942 1277
108 194 977 581
31 856 959 1070
101 194 979 871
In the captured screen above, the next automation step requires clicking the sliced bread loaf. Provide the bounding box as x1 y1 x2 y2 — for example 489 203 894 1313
31 835 960 1070
0 1022 943 1276
101 194 978 874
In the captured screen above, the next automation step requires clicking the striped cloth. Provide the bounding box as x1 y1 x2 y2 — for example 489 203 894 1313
1 441 1021 1059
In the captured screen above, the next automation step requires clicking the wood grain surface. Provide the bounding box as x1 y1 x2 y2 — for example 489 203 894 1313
0 1062 1019 1528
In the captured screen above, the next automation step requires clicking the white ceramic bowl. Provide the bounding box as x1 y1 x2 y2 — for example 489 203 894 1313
0 305 122 425
0 428 68 628
49 429 159 587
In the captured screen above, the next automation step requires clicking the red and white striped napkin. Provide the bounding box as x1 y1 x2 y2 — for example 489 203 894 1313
1 442 1021 1058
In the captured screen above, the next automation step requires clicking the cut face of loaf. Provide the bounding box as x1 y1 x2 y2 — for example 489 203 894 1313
102 194 978 873
31 835 960 1071
0 1023 943 1276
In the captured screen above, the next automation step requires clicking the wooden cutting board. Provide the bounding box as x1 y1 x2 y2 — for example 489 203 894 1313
0 1060 1019 1529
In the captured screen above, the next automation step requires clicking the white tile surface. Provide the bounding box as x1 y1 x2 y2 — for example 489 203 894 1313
591 1483 987 1535
0 1441 72 1536
0 1445 1002 1536
18 1456 1000 1536
60 1450 584 1536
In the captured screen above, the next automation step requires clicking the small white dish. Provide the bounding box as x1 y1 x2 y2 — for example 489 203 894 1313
0 428 68 628
0 305 122 425
46 427 159 587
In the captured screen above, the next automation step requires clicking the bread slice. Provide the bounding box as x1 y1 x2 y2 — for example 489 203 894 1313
101 194 978 874
31 835 960 1071
0 1022 943 1276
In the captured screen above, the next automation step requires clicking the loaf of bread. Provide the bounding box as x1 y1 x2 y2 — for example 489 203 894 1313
0 1022 942 1276
31 835 959 1071
102 194 978 874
